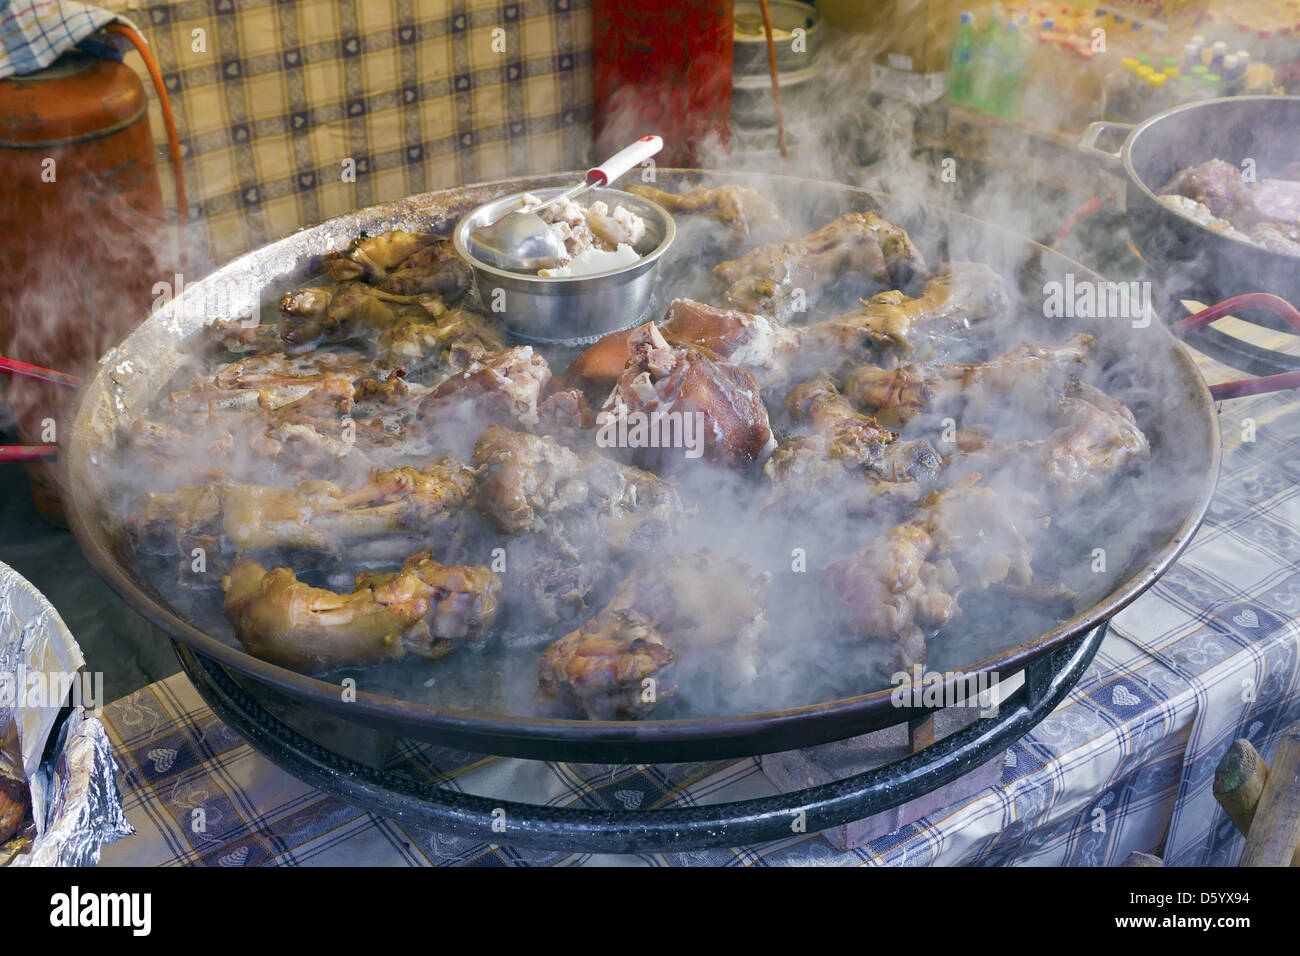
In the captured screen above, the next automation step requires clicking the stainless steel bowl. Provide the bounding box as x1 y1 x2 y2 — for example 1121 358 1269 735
452 186 676 344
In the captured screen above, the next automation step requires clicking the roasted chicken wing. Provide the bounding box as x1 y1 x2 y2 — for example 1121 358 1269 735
222 550 500 672
473 425 682 552
537 550 769 719
842 334 1095 426
803 261 1008 361
765 379 941 517
825 474 1048 674
626 183 782 236
418 346 551 430
712 211 928 317
322 230 440 282
129 457 478 559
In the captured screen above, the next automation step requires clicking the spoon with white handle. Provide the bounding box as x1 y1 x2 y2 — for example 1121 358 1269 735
468 134 663 272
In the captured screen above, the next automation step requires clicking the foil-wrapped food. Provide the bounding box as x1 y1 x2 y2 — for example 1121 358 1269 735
0 560 132 866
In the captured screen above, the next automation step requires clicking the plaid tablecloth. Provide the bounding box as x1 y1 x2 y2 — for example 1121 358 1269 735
91 320 1300 867
94 0 594 269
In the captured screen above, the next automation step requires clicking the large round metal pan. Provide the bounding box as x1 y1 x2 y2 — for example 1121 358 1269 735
1081 95 1300 306
62 171 1221 763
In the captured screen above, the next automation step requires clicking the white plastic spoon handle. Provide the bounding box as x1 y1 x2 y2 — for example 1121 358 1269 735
586 134 663 187
513 135 665 217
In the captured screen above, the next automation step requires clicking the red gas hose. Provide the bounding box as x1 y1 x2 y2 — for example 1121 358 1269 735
1050 195 1107 251
0 357 81 389
0 446 58 463
1171 293 1300 401
1169 293 1300 336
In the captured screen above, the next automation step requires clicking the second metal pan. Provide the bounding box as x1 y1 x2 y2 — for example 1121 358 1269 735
1081 95 1300 305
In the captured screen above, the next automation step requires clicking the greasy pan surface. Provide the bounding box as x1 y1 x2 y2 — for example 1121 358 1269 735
64 172 1220 762
1119 96 1300 304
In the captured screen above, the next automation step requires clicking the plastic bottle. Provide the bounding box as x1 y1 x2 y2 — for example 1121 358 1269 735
1210 41 1228 72
1223 54 1243 94
991 20 1027 118
948 11 978 106
1029 17 1058 93
970 5 1005 113
1144 73 1170 116
1105 56 1139 119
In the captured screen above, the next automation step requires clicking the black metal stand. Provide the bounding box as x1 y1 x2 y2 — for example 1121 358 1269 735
174 621 1107 853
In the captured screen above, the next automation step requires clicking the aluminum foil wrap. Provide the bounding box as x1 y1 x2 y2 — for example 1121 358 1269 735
0 560 132 866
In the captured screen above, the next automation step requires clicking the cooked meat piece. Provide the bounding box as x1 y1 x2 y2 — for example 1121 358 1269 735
1249 221 1300 257
712 211 927 317
596 324 774 472
322 230 440 282
352 368 413 405
803 261 1008 361
127 419 234 486
0 720 27 846
559 297 801 393
376 303 504 368
377 239 472 298
656 298 800 387
825 524 948 673
537 609 677 720
605 549 769 667
354 552 500 649
1158 161 1300 257
1254 177 1300 222
842 333 1095 426
1159 159 1265 227
0 785 26 847
201 318 297 355
825 474 1048 674
169 350 370 415
281 283 451 348
128 484 223 552
129 457 477 557
1156 194 1252 241
281 286 335 318
504 552 608 637
1043 378 1150 499
473 425 682 552
537 549 769 719
765 379 940 517
626 183 781 236
419 346 551 429
534 388 596 446
222 550 500 673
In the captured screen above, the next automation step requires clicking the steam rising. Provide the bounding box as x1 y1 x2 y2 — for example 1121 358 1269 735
83 27 1217 724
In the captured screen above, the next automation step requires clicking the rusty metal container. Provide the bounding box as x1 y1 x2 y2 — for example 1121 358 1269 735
0 51 164 524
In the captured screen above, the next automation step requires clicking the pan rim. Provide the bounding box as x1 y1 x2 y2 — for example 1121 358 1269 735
63 170 1223 756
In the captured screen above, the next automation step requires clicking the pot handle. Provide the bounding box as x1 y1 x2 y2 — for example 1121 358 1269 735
1078 120 1132 169
1169 293 1300 400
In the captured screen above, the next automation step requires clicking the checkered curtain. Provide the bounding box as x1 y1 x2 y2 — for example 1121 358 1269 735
101 0 593 269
